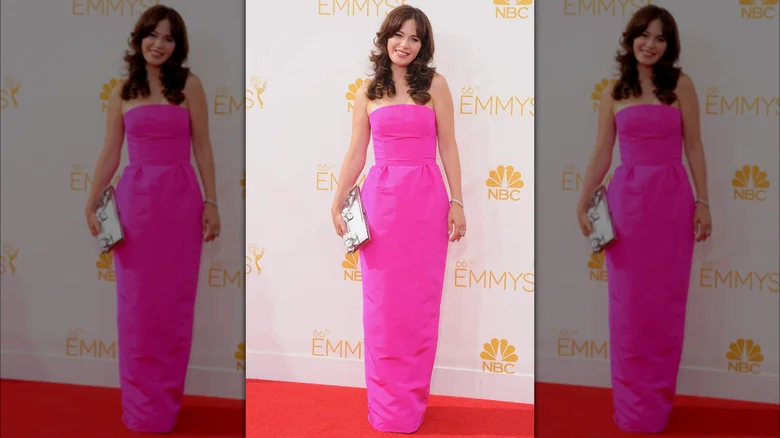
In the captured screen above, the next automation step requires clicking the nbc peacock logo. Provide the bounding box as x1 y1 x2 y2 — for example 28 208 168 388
493 0 532 19
234 342 245 372
345 78 370 112
342 251 361 282
587 251 608 282
100 78 125 113
732 165 771 201
726 338 763 374
96 251 116 282
591 78 616 112
487 165 524 201
739 0 777 19
481 338 518 374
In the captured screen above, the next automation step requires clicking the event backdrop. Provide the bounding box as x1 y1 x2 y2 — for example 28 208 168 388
245 0 535 404
537 0 779 404
0 0 245 399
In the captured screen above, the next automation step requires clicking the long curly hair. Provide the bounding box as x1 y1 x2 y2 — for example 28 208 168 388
366 5 436 105
120 5 190 105
611 4 681 105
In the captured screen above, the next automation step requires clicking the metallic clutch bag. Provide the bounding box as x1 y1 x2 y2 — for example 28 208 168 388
341 185 370 254
587 185 616 253
95 185 125 254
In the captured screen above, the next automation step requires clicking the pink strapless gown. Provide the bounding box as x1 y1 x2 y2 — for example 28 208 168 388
360 104 450 433
113 104 204 433
605 104 695 433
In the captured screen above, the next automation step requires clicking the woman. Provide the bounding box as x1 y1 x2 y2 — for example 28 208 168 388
576 5 712 434
330 5 466 433
84 5 220 433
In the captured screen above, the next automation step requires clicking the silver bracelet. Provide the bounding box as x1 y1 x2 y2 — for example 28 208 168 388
205 198 218 209
450 198 464 208
696 198 709 208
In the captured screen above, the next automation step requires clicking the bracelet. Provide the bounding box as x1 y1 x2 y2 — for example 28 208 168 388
205 199 218 208
450 198 464 208
696 198 709 208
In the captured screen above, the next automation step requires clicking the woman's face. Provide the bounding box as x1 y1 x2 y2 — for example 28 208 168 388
632 19 667 68
387 19 422 67
141 19 175 67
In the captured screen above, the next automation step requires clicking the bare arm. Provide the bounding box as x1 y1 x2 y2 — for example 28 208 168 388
330 83 371 213
187 73 218 202
431 74 464 203
85 85 125 212
678 73 709 202
577 84 617 212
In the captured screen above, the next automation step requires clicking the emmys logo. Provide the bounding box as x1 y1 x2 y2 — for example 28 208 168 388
316 164 366 191
705 87 779 116
72 0 159 17
312 329 364 360
588 251 608 282
318 0 407 16
481 338 518 374
493 0 532 19
65 329 117 360
70 165 121 192
557 329 609 360
345 78 369 112
0 76 21 110
561 165 613 192
487 165 524 201
241 171 246 200
342 252 362 282
454 260 534 292
591 78 616 112
208 259 242 289
96 252 116 282
732 165 771 201
564 0 653 17
234 343 245 372
727 338 763 374
739 0 777 19
246 244 264 276
460 86 534 116
100 78 125 113
0 243 20 275
699 260 779 293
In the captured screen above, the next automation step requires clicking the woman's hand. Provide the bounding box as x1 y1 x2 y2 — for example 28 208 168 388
448 203 466 242
203 203 221 242
331 209 347 237
85 206 101 237
694 203 712 242
577 206 593 237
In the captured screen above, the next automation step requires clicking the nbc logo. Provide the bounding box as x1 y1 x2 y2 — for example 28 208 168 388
732 165 770 201
0 76 21 110
345 78 369 112
234 343 245 372
0 243 19 275
487 165 524 201
588 251 607 282
96 252 116 282
739 0 777 19
100 78 125 113
493 0 532 19
726 338 763 374
481 338 517 374
342 251 361 282
591 78 616 112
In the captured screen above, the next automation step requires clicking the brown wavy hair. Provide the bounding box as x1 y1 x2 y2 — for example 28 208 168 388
366 5 436 105
120 5 190 105
611 5 681 105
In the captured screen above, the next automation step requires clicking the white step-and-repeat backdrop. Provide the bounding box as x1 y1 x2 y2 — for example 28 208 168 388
537 0 779 404
246 0 535 404
0 0 245 399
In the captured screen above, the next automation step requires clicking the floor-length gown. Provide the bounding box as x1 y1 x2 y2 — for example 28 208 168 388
359 104 450 433
113 104 204 433
605 104 695 433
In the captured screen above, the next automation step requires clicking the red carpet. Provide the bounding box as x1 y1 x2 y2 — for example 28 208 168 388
246 379 534 437
536 382 780 437
0 379 244 437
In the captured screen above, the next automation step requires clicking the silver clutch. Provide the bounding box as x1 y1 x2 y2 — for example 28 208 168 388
587 185 616 253
95 185 125 253
341 185 370 254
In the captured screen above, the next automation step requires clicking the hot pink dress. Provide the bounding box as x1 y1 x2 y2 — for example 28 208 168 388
113 104 204 433
359 104 450 433
605 104 695 433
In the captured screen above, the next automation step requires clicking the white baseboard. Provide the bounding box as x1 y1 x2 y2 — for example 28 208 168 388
0 350 245 400
246 351 534 405
536 354 780 404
